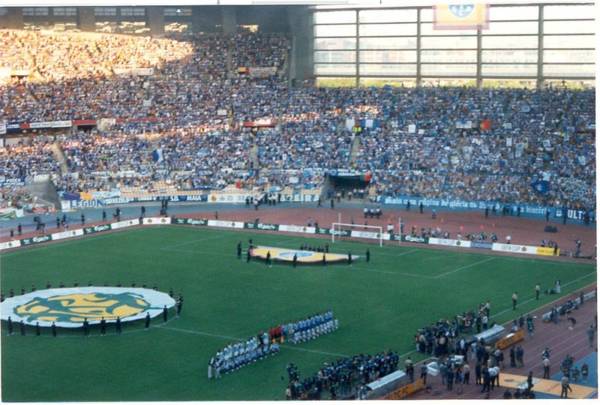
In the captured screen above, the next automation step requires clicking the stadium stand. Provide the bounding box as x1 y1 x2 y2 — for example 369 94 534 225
0 29 595 215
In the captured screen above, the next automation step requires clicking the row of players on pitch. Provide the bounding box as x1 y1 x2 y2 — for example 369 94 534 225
286 311 339 345
208 310 338 379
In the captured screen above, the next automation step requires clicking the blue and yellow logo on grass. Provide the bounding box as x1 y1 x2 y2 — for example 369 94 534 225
1 287 176 328
250 246 358 264
14 292 152 323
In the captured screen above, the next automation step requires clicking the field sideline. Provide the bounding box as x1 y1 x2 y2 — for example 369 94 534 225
1 225 596 401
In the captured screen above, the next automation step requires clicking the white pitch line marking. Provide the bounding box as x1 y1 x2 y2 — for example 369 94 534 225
434 257 496 279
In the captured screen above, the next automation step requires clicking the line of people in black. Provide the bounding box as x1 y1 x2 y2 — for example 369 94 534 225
363 207 382 219
299 244 329 253
286 350 400 400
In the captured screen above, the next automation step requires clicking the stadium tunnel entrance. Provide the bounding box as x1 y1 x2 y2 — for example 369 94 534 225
325 172 372 200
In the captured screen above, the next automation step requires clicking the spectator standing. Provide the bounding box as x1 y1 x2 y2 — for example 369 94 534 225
405 357 414 382
420 363 428 385
581 363 589 382
543 357 550 379
463 363 470 385
446 367 454 391
527 371 534 391
560 375 572 398
516 346 524 367
587 324 595 348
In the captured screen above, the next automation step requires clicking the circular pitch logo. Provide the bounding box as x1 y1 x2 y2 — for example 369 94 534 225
1 287 175 328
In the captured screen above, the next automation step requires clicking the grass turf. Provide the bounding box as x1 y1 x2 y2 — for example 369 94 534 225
1 225 596 401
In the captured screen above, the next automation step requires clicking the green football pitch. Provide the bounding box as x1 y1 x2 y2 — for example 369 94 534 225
1 225 596 401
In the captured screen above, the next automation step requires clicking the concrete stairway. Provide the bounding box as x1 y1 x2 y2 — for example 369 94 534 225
349 135 362 166
26 179 61 209
50 142 69 174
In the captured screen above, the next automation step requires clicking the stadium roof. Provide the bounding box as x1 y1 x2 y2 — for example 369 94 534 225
0 0 593 7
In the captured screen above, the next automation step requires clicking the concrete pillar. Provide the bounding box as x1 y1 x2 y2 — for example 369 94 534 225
355 10 359 87
147 6 165 36
476 27 482 88
416 8 422 87
287 6 313 85
78 7 95 32
191 6 221 33
222 7 236 34
537 5 544 89
0 8 24 29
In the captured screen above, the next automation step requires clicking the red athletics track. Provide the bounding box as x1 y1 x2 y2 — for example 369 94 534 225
1 206 596 261
408 284 597 400
174 206 596 260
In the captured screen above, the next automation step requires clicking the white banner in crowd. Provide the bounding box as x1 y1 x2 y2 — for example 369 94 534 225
29 120 72 129
113 67 154 76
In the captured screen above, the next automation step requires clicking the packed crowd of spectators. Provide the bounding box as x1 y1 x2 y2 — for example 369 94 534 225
286 351 400 400
355 87 595 208
0 30 194 122
415 301 493 357
0 186 35 211
230 32 289 69
54 127 254 193
0 29 595 211
0 137 59 182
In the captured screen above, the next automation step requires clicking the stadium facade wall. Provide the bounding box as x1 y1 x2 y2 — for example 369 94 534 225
381 195 592 223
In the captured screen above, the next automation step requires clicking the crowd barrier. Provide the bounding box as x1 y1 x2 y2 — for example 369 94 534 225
541 290 597 322
0 217 570 260
366 370 410 399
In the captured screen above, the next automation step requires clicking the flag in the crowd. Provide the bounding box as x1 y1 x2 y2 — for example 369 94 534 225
456 120 473 129
0 120 6 135
79 192 94 201
531 180 551 195
480 118 491 130
61 191 80 201
360 119 378 129
152 148 164 163
345 118 355 131
434 3 489 30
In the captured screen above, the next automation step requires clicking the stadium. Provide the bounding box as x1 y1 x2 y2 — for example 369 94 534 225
0 0 597 401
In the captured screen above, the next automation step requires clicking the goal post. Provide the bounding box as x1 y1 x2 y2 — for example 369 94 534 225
331 222 384 247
